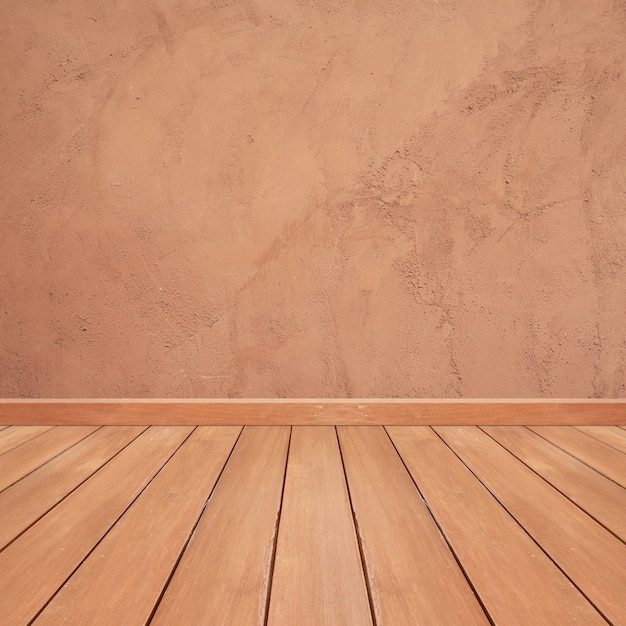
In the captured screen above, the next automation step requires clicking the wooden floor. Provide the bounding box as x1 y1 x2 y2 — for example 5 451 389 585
0 424 625 625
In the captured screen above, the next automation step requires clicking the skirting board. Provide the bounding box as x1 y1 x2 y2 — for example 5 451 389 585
0 399 625 425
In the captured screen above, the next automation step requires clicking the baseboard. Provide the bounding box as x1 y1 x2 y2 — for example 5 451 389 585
0 398 624 425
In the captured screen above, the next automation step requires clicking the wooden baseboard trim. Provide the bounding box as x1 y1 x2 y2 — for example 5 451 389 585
0 399 624 425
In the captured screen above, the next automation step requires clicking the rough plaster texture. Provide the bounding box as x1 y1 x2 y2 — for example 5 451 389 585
1 0 625 397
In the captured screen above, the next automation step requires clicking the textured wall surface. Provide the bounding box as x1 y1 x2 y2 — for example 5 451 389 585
1 0 625 397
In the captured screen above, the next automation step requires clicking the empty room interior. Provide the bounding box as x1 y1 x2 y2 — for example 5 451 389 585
1 0 625 624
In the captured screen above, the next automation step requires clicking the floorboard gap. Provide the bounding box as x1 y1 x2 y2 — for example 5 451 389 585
26 427 197 626
262 426 292 626
335 426 379 626
0 426 149 554
478 427 626 546
433 427 613 625
144 426 245 626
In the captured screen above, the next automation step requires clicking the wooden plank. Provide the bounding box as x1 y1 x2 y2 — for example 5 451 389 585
151 426 290 625
0 426 193 624
34 426 241 626
483 426 626 541
267 427 372 626
0 426 99 492
576 425 626 454
529 426 626 488
436 426 626 624
387 426 606 626
0 426 146 550
0 426 54 454
1 398 625 425
337 426 490 625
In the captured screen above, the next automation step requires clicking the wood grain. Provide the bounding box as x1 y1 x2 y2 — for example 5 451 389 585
529 426 626 488
0 425 98 492
388 426 605 626
0 426 146 549
0 426 54 454
267 427 372 626
1 398 625 425
575 425 626 454
337 426 490 625
0 425 623 623
436 426 626 624
0 426 193 624
34 426 241 626
483 426 626 540
151 426 290 626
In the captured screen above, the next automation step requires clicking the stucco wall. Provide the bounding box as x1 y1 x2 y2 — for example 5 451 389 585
1 0 625 397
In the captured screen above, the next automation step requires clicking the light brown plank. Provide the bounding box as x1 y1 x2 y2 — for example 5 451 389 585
483 426 626 541
34 426 241 626
337 426 490 625
267 427 372 626
1 398 625 425
0 426 193 624
0 426 54 454
388 426 606 626
0 426 146 549
151 426 290 625
530 426 626 488
576 425 626 455
436 426 626 624
0 426 99 492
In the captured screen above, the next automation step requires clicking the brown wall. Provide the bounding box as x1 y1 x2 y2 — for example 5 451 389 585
1 0 625 398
